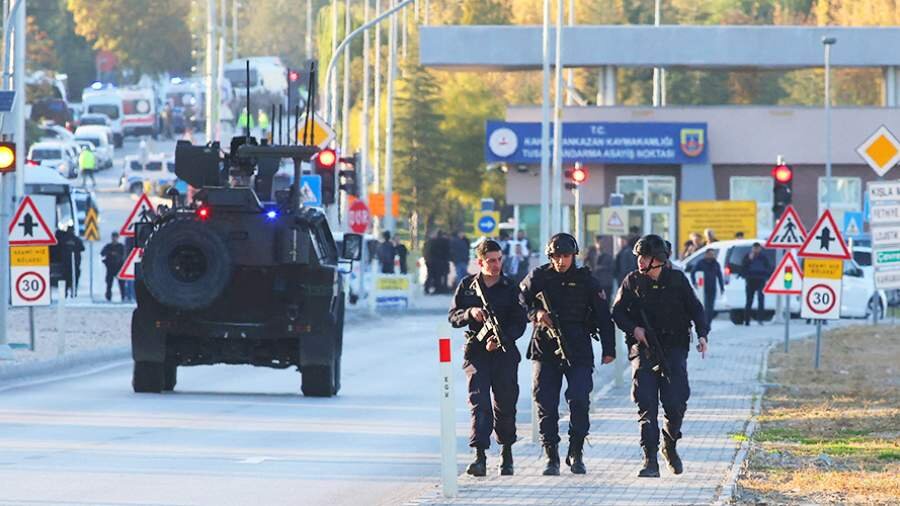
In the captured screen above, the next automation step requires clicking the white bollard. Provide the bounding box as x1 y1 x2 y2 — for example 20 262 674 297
438 335 458 498
57 281 66 356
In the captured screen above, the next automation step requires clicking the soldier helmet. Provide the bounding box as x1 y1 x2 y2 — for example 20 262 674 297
546 233 579 256
633 234 670 261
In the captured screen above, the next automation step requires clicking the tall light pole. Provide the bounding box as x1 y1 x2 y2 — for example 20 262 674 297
565 0 574 106
341 0 351 151
823 36 836 211
205 0 219 140
306 0 313 59
550 0 564 234
373 0 382 196
652 0 665 107
383 0 397 232
539 0 551 253
232 0 239 59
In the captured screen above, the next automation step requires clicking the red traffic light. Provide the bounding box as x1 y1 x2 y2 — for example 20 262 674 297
317 148 337 169
289 70 300 82
571 167 588 184
772 164 792 183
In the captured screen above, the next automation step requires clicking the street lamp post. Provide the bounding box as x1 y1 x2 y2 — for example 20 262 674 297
823 36 836 211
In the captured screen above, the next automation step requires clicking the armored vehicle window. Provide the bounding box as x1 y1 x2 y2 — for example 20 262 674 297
310 222 338 265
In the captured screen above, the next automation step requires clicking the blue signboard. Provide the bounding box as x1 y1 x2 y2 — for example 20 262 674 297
0 91 15 112
485 121 708 165
300 174 322 207
478 214 497 234
843 211 864 238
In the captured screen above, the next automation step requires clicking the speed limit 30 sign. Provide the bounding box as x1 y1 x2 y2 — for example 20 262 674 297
10 246 51 306
801 258 842 320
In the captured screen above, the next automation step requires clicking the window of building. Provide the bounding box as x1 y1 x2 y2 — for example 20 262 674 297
617 176 676 240
730 177 773 239
818 177 861 228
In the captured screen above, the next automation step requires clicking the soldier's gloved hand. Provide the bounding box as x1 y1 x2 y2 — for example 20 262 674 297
535 309 553 328
633 327 649 347
469 307 486 322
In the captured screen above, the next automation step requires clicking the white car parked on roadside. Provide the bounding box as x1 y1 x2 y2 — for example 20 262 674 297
73 126 114 169
27 140 79 179
676 239 886 323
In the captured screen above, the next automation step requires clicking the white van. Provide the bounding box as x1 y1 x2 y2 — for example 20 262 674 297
82 84 124 147
120 87 158 138
678 239 886 323
224 57 287 103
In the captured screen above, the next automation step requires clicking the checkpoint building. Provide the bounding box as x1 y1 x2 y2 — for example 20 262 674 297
420 25 900 247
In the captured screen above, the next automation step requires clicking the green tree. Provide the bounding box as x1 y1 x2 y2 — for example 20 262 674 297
67 0 192 77
393 59 449 237
461 0 513 24
30 0 95 97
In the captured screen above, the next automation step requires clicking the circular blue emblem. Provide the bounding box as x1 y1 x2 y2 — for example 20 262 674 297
478 215 497 234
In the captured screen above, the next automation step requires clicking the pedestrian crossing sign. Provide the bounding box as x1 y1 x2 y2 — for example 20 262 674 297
843 211 863 238
120 194 157 237
764 251 803 295
765 205 806 249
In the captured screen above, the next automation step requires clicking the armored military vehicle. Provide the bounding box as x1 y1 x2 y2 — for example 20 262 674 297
130 131 362 396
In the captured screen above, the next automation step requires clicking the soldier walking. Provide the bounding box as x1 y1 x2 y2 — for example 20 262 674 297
519 233 616 475
449 240 528 476
612 234 709 477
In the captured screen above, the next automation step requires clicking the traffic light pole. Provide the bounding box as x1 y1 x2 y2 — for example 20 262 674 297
573 185 583 247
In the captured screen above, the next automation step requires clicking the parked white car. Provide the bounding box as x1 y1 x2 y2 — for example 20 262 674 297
676 239 886 323
119 153 176 195
73 126 114 169
27 140 79 179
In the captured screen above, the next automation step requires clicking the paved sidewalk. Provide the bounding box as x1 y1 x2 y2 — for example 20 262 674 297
408 319 837 506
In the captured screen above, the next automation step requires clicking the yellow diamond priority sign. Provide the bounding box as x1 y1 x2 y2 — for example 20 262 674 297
857 125 900 177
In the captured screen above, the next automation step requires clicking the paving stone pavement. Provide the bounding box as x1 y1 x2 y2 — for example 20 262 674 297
407 319 835 506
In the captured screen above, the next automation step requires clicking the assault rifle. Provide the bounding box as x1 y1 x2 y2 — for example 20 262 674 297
535 291 573 367
471 276 506 353
638 308 671 382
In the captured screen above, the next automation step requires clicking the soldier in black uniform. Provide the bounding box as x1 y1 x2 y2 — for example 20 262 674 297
519 233 616 475
612 234 710 477
449 239 528 477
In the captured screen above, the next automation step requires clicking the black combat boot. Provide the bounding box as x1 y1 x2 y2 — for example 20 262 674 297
662 434 683 475
542 444 560 476
638 447 660 478
565 439 586 474
466 448 487 477
498 444 514 476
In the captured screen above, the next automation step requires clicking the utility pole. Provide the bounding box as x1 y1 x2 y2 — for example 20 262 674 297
232 0 238 59
373 0 382 195
306 0 313 59
383 0 397 232
550 0 564 234
330 0 339 145
205 0 219 140
13 0 23 199
652 0 666 107
361 0 370 206
565 0 574 106
341 0 351 151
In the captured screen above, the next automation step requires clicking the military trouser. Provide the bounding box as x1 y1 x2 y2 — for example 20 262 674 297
631 346 690 451
533 360 593 446
463 350 520 449
703 289 717 328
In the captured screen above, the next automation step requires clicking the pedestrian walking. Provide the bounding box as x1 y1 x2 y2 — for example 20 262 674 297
377 230 396 274
449 239 528 477
691 248 724 328
519 233 616 476
392 237 408 274
614 227 640 287
507 240 530 283
741 242 771 325
79 145 97 188
584 234 615 304
100 232 126 302
434 231 452 293
704 228 718 245
423 232 438 294
451 231 470 284
612 234 709 478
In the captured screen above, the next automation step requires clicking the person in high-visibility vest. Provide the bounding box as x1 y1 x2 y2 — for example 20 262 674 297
237 107 255 132
258 109 270 140
79 145 97 188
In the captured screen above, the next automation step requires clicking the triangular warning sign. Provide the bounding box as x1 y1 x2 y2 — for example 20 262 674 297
764 251 803 295
607 211 624 228
119 194 157 237
117 247 142 280
8 196 57 246
765 205 806 249
797 210 851 259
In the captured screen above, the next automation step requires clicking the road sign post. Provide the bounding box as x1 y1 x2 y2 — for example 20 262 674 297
437 334 457 498
83 207 100 302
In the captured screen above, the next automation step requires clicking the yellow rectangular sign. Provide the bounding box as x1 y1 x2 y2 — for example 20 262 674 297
10 246 49 266
678 201 757 250
376 276 410 291
803 258 843 280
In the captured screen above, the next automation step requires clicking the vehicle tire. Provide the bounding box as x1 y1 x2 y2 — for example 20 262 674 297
141 218 232 310
301 365 335 397
163 360 177 391
130 182 144 195
133 361 165 393
729 309 744 325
